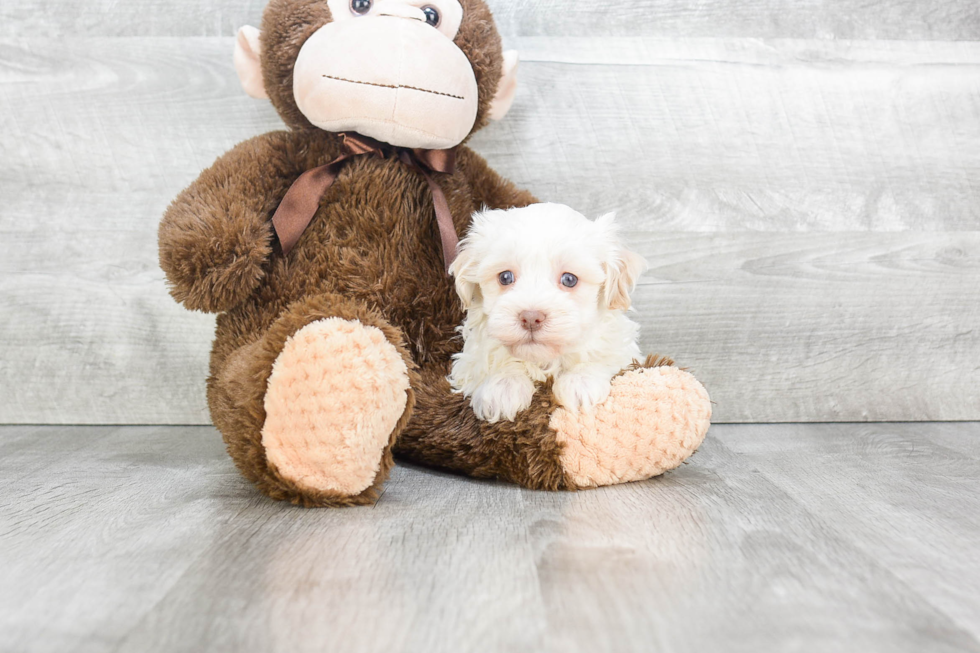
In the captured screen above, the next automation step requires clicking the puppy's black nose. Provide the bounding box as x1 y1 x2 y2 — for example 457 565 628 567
519 310 546 332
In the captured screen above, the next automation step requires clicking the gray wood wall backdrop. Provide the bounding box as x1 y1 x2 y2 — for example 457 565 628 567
1 1 979 424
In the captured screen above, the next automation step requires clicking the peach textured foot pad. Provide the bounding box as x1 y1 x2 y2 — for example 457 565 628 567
262 318 410 495
550 366 711 488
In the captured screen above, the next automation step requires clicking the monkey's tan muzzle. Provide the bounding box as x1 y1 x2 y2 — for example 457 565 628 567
293 16 480 150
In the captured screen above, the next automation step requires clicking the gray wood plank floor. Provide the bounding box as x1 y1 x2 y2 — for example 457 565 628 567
1 423 978 653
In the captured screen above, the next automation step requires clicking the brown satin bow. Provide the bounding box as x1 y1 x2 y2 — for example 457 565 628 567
270 132 459 272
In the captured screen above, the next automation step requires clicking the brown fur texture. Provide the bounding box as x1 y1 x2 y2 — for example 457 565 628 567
160 0 702 507
397 365 571 490
208 292 420 507
159 134 540 506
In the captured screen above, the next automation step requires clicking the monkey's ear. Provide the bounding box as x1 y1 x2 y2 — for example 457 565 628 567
234 26 269 100
487 50 519 121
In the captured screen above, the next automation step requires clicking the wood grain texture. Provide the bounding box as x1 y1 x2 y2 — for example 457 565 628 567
478 37 980 230
3 0 979 40
6 37 980 229
2 35 979 423
724 423 980 644
492 1 980 41
1 229 977 424
1 2 266 38
2 424 979 652
630 231 980 422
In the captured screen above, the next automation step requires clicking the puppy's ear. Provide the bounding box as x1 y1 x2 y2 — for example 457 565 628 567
604 249 648 310
596 213 648 310
449 246 479 310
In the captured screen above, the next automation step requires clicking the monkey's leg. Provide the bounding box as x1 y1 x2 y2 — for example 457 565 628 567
209 294 418 507
395 357 711 490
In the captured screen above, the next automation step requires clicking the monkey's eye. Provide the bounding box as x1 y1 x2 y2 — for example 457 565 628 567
560 273 578 288
350 0 372 15
498 270 515 286
422 5 441 26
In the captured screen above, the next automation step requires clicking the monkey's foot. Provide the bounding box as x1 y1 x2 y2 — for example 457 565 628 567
550 363 711 488
262 318 411 498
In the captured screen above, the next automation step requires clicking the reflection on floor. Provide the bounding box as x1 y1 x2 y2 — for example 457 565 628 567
1 423 978 653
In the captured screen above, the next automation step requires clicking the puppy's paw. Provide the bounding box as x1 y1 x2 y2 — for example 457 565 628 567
470 375 536 423
554 370 613 413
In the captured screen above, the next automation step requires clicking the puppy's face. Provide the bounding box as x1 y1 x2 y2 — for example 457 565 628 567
451 204 647 364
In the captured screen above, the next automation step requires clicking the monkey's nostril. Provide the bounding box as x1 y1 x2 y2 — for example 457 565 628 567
519 310 547 332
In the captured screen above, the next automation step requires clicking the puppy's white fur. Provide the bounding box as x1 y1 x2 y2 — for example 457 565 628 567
449 203 648 423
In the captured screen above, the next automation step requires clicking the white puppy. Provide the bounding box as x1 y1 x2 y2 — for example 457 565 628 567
448 203 648 423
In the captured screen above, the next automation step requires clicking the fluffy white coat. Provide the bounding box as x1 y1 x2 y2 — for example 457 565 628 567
449 203 648 423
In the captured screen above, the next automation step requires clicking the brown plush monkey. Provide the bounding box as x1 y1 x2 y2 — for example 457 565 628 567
159 0 711 507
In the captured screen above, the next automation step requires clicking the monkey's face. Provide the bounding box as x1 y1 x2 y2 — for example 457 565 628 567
235 0 518 149
294 0 477 149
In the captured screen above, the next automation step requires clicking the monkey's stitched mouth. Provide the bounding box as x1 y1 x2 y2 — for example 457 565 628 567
322 75 465 100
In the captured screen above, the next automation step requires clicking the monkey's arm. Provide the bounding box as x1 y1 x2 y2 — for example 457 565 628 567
456 147 538 211
158 131 310 313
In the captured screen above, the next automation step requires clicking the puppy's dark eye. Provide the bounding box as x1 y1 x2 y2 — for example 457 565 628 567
422 6 441 26
560 272 578 288
498 270 515 286
350 0 372 15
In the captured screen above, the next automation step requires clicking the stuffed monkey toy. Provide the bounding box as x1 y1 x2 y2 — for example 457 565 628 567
159 0 712 507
